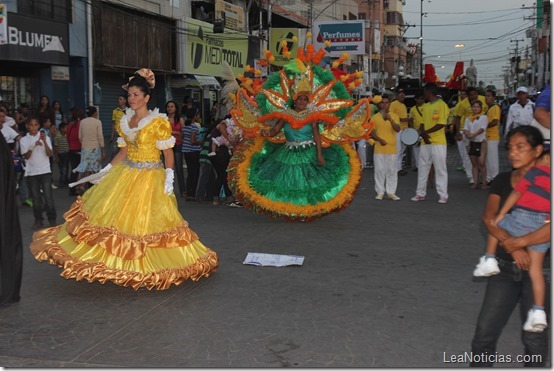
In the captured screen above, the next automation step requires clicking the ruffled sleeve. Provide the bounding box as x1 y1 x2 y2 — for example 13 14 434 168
155 118 176 150
115 121 127 147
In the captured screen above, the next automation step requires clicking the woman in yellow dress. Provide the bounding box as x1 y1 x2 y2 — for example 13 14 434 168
30 69 218 290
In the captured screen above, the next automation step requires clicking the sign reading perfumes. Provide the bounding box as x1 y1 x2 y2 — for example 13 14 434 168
312 20 365 57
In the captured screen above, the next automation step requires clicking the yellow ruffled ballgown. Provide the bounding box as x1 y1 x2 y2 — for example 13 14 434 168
30 109 218 290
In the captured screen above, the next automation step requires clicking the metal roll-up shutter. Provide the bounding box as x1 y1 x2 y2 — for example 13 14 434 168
96 71 128 140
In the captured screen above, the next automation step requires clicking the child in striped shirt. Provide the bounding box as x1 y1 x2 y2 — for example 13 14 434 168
53 122 70 186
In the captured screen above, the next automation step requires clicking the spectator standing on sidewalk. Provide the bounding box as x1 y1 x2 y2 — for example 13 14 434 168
530 84 550 149
411 83 450 204
505 86 535 134
181 107 202 201
390 87 409 175
53 122 70 187
66 107 84 195
52 100 67 128
165 100 186 198
19 117 57 229
73 106 105 194
471 125 549 367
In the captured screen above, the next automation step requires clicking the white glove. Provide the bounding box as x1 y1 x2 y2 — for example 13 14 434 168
89 163 113 185
164 168 174 195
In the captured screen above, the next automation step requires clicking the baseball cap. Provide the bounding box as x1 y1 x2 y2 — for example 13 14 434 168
516 86 528 94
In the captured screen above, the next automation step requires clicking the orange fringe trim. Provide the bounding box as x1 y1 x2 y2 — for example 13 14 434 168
30 226 219 291
259 111 339 130
228 138 361 222
64 198 198 260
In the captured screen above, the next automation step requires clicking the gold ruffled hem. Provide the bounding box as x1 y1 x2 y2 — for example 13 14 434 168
65 198 198 260
30 226 219 291
228 137 361 221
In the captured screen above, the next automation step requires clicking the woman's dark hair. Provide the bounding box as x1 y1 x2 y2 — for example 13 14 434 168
505 125 544 150
471 100 483 109
86 106 97 117
52 100 64 115
70 107 86 121
165 100 181 122
128 74 151 96
39 95 49 106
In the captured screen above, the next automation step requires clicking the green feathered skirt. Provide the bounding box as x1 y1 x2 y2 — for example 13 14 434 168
228 137 361 221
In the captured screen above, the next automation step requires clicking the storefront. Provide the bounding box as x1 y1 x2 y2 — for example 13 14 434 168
0 12 80 115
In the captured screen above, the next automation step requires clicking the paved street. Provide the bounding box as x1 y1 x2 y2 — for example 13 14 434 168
0 145 548 367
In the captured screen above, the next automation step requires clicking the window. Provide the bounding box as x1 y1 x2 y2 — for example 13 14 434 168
358 12 366 20
386 11 403 25
18 0 72 23
0 76 36 113
349 12 356 20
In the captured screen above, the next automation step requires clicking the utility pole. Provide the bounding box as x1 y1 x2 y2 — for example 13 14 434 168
367 0 372 91
419 0 424 84
510 38 525 93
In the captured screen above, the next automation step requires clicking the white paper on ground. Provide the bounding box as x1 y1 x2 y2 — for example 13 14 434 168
243 252 305 267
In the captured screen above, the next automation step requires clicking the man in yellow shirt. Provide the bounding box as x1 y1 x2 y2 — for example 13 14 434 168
453 87 488 183
370 95 401 200
408 93 425 170
411 83 450 203
390 87 410 175
110 95 127 160
484 89 501 184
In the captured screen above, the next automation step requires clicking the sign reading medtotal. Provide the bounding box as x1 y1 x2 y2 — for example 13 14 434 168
313 20 365 57
0 12 69 64
270 28 298 67
184 18 247 77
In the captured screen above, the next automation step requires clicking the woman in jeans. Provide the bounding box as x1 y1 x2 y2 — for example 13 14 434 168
470 125 550 367
166 101 186 197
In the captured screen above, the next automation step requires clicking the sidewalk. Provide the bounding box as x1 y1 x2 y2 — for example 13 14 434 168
0 145 545 367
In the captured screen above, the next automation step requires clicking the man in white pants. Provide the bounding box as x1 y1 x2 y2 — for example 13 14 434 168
484 89 501 184
390 87 409 175
370 95 401 200
452 88 488 184
411 83 449 204
408 93 425 170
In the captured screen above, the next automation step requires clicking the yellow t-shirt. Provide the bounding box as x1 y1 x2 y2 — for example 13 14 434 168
370 112 400 154
112 107 126 136
421 99 449 145
409 105 424 130
390 100 408 130
455 95 488 130
486 104 501 141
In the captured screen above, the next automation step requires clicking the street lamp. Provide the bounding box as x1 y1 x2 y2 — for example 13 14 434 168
454 44 464 61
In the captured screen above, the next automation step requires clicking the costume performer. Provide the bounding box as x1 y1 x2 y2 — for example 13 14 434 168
30 69 218 290
227 43 373 221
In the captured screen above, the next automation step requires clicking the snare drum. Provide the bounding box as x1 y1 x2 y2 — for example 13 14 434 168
400 128 420 146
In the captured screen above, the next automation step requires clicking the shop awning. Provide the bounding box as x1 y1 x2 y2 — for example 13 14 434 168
170 74 221 89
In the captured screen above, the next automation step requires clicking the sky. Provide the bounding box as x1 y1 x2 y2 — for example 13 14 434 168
402 0 538 91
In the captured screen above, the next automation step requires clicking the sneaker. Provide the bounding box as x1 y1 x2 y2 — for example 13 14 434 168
375 193 384 200
388 194 400 201
456 165 465 172
410 195 426 202
523 309 548 332
51 183 58 189
22 199 33 207
227 201 243 208
207 152 216 157
473 256 500 277
438 197 448 204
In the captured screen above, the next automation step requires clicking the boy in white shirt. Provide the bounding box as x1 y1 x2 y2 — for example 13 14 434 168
19 117 57 230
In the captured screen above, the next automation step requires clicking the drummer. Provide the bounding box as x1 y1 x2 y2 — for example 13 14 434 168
369 94 401 201
390 87 410 175
408 93 425 170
